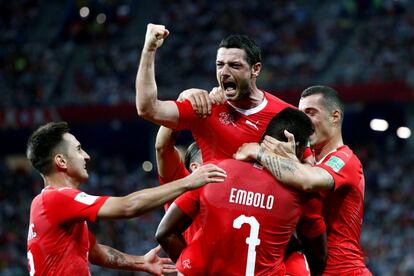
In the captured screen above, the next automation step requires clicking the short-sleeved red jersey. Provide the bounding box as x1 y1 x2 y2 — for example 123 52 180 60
159 162 201 244
175 92 292 162
27 187 108 276
316 145 370 275
174 159 325 275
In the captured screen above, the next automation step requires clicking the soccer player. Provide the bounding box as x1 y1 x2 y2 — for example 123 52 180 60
156 108 327 275
155 125 202 244
235 86 372 275
135 23 293 162
26 122 226 276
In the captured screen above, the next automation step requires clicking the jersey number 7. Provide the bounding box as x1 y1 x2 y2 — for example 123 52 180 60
233 215 261 276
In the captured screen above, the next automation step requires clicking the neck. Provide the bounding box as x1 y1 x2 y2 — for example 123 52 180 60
314 134 344 162
43 172 80 189
231 87 264 109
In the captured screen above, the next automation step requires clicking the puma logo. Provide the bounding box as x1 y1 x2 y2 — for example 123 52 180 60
245 120 259 130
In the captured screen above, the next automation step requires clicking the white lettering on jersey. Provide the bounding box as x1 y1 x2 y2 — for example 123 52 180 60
229 188 274 210
74 192 99 205
27 223 37 241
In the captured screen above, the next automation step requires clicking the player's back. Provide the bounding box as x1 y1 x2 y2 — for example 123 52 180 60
198 159 304 275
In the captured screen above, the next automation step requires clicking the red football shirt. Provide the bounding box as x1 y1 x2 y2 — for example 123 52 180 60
27 187 108 276
174 159 325 275
316 145 370 275
175 92 292 162
159 162 201 244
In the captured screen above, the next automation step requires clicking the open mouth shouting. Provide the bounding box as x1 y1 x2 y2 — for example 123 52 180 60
222 81 237 98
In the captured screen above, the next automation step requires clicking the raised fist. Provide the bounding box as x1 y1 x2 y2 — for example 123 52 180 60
144 23 170 52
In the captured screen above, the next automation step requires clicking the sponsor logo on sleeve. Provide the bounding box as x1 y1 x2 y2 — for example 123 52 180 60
74 192 99 205
325 156 345 173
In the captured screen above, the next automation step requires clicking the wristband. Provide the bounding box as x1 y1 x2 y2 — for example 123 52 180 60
257 147 266 163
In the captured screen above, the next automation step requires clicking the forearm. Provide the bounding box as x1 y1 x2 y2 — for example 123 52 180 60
90 244 146 271
259 150 333 192
136 49 158 117
158 233 186 263
124 178 190 216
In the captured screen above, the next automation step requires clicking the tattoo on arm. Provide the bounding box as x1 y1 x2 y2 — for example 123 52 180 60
107 248 127 266
319 169 334 189
263 154 299 180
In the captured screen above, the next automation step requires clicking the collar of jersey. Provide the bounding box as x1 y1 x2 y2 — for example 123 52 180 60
227 95 268 116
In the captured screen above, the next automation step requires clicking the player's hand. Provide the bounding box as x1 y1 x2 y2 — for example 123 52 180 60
142 245 176 276
234 142 261 161
144 24 170 52
178 88 212 118
209 87 226 104
187 164 227 189
261 130 297 160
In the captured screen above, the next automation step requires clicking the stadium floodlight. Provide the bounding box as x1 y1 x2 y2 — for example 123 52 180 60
97 13 107 24
142 161 153 172
79 7 90 18
396 127 411 139
370 119 388 132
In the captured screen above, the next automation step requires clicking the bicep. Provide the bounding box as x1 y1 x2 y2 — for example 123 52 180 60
89 243 107 265
150 100 180 129
157 203 193 239
303 166 334 191
156 147 183 181
97 197 127 220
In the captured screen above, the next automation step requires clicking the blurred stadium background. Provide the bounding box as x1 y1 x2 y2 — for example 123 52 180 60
1 0 414 275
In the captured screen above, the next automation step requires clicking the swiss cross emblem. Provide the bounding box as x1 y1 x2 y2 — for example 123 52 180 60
218 112 234 125
182 259 192 269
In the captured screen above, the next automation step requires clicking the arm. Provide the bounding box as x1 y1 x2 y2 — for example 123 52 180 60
155 126 182 181
299 233 327 275
155 203 193 262
97 164 226 219
135 23 180 128
234 143 334 192
89 244 176 275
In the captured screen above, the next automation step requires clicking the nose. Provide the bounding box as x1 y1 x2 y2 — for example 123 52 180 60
83 151 90 161
220 64 230 78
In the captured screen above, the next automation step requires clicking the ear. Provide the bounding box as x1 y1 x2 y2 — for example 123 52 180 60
332 110 341 125
189 162 200 172
54 153 67 170
251 62 261 78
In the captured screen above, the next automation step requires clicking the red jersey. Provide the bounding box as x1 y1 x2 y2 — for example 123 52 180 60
175 92 292 162
159 162 201 244
27 186 108 276
316 145 371 275
175 159 325 275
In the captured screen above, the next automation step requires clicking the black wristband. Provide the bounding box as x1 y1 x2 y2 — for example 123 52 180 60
257 147 265 163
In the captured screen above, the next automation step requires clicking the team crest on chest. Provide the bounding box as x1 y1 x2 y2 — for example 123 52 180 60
219 112 235 125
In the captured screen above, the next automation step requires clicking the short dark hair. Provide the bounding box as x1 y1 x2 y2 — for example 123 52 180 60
27 122 70 175
263 108 313 155
301 85 344 124
219 34 262 66
184 142 201 172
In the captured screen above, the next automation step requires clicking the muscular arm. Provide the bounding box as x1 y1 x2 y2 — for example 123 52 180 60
155 203 193 262
97 164 226 219
235 143 334 192
135 24 180 128
155 126 182 181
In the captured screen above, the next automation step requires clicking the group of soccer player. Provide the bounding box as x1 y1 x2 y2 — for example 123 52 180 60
26 23 372 275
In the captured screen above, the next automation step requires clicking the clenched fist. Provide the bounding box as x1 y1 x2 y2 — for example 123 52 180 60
144 23 169 52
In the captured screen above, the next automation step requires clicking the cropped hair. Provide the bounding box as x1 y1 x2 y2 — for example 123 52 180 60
301 85 344 124
184 142 201 172
219 34 262 66
27 122 69 175
262 108 314 154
